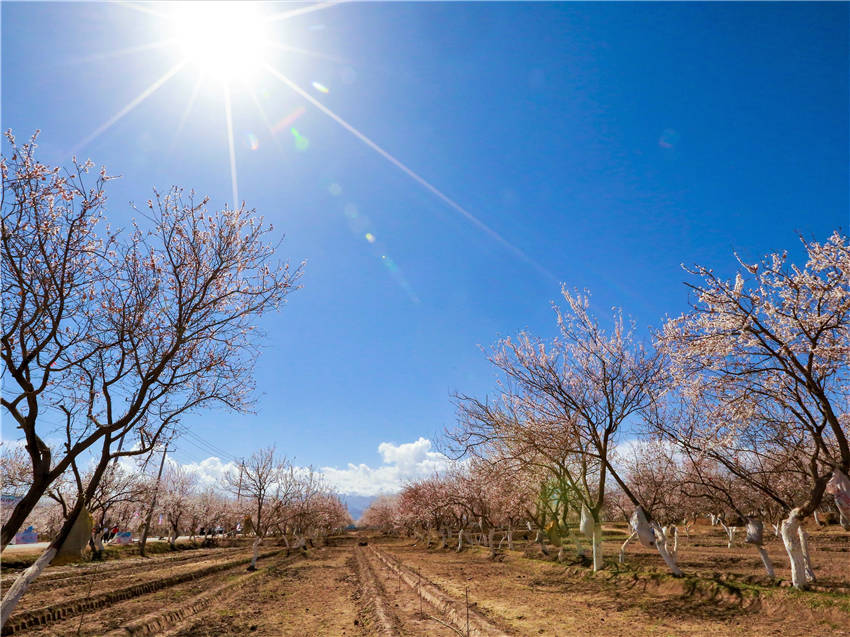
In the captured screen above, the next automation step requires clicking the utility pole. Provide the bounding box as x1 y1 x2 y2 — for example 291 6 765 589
237 459 244 503
139 444 168 558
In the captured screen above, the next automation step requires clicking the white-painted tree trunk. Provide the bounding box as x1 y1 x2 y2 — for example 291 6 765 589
507 527 514 550
1 547 58 628
745 518 774 578
456 529 464 552
681 517 693 542
780 509 809 589
533 528 549 555
662 525 678 561
757 546 775 578
651 522 683 576
249 536 262 570
591 523 603 571
719 521 736 548
797 525 815 582
619 530 636 564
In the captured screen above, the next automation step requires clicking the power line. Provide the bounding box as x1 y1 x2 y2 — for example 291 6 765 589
181 430 241 463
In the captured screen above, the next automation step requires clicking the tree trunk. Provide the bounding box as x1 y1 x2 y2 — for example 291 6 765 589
757 546 775 578
92 532 105 559
663 525 678 561
780 509 809 590
719 521 736 548
797 524 815 582
1 499 86 629
487 528 497 559
438 527 448 550
632 510 682 576
651 522 683 576
0 547 58 627
591 523 603 571
533 529 549 555
745 518 774 577
619 530 636 564
248 536 262 570
456 528 464 552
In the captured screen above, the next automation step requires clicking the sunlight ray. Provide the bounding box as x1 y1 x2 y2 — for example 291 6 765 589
264 64 557 283
224 85 239 207
266 1 345 23
168 75 204 153
264 41 350 66
247 88 285 152
58 39 175 67
115 0 170 20
71 61 186 155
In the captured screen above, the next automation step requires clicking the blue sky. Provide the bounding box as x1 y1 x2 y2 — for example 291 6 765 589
3 2 847 495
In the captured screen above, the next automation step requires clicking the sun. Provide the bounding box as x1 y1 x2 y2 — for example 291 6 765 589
169 1 269 82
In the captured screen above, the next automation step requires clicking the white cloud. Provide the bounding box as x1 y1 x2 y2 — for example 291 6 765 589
320 437 453 497
162 437 453 498
173 456 239 490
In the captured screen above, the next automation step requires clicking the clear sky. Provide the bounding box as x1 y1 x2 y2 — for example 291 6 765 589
2 1 848 495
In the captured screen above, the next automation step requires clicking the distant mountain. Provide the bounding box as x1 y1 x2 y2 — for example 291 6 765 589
338 494 385 523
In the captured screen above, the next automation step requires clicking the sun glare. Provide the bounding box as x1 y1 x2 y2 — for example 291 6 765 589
171 2 268 82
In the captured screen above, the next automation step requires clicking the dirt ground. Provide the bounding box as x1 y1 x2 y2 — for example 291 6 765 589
171 543 362 637
378 531 850 637
3 526 848 636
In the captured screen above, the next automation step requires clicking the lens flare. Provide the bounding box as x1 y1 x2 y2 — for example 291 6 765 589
312 81 330 94
247 132 259 150
272 106 306 134
380 255 420 304
291 127 309 151
365 232 375 243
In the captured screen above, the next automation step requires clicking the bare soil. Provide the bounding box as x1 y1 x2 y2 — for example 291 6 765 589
4 527 848 636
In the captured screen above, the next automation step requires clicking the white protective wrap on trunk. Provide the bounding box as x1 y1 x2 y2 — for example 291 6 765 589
744 518 764 546
630 507 655 547
826 469 850 525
